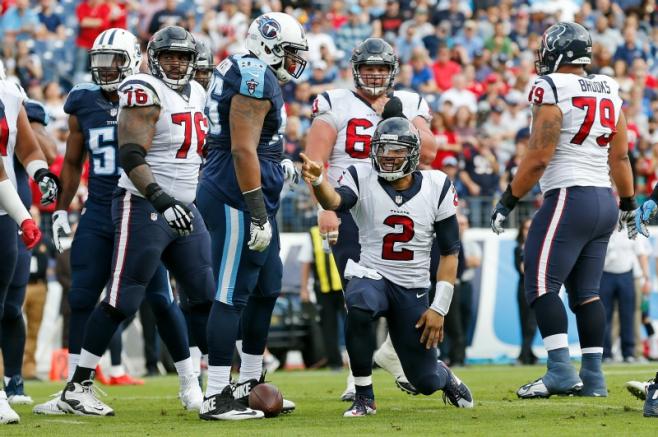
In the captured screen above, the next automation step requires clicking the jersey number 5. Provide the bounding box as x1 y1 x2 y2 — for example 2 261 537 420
382 215 415 261
172 112 208 159
570 96 616 146
345 118 373 159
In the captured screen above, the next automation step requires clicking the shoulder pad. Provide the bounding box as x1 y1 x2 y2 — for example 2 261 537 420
236 57 269 99
24 99 48 125
118 77 161 108
529 75 558 105
64 83 100 114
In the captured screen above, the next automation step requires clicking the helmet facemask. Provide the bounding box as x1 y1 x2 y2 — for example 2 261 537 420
91 50 131 91
271 43 307 82
194 66 213 89
150 48 196 91
371 139 419 181
353 63 396 97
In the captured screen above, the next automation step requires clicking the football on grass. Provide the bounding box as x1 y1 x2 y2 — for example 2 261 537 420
249 383 283 417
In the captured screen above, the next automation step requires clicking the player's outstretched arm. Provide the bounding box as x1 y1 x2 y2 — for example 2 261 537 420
300 152 342 211
14 106 59 205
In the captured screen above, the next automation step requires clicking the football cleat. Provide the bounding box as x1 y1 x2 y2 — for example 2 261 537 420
626 379 653 401
0 390 19 424
179 374 203 411
233 375 296 413
199 385 264 421
517 377 582 399
343 395 376 417
32 392 65 415
108 374 145 386
374 339 419 395
5 375 33 405
340 385 355 402
439 361 474 408
57 380 115 416
644 375 658 418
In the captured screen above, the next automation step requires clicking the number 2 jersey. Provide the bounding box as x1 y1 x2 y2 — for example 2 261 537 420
64 83 121 206
200 54 286 215
117 74 208 205
312 89 431 186
336 166 457 289
529 73 622 192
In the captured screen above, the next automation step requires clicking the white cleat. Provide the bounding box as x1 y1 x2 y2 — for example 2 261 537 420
57 380 114 416
8 394 33 405
0 391 20 424
33 392 65 415
180 374 203 411
517 378 582 399
282 398 296 413
626 380 652 401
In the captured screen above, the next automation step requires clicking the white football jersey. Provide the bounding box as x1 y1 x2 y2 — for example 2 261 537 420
312 89 431 186
528 73 622 192
338 166 457 289
117 74 208 204
0 81 26 216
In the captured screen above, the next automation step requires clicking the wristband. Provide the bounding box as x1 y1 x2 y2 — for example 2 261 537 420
619 196 637 212
429 281 454 316
26 160 48 180
311 172 324 187
500 184 520 210
145 183 174 213
243 186 268 226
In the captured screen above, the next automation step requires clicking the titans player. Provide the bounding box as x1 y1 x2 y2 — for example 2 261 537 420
301 117 473 416
51 27 212 416
491 22 637 398
197 12 307 420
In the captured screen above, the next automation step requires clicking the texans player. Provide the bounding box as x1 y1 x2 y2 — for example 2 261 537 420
56 26 213 416
305 37 437 399
301 117 473 416
491 22 637 398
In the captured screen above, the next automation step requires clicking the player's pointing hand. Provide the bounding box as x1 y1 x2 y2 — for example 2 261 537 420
300 153 323 186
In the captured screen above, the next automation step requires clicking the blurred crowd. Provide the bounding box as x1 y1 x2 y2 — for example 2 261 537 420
2 0 658 373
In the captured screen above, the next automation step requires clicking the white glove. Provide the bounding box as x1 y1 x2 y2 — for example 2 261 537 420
281 159 299 185
52 210 71 253
248 219 272 252
162 202 194 237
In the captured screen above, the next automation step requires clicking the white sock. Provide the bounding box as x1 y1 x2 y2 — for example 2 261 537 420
190 347 202 377
235 340 243 360
68 353 80 381
78 350 102 372
174 357 194 380
347 371 355 388
239 353 263 383
206 365 231 397
354 376 372 386
109 365 124 378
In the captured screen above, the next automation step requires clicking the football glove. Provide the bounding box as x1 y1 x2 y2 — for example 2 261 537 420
52 210 71 253
618 197 638 240
19 218 41 250
34 168 59 206
281 159 299 185
248 219 272 252
635 199 656 238
491 185 519 234
146 183 194 237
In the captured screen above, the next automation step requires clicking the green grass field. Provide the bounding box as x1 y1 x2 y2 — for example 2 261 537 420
4 364 657 436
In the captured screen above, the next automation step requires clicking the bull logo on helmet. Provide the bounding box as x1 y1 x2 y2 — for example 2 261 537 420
258 16 280 40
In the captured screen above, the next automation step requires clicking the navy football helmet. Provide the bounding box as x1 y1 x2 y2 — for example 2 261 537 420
194 40 214 90
370 117 420 181
351 38 399 97
536 22 592 75
148 26 197 90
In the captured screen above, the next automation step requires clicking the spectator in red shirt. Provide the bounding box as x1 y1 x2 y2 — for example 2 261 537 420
74 0 111 82
107 0 129 30
432 43 461 91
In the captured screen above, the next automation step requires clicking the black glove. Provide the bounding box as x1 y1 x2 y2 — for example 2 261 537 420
34 168 59 206
382 96 405 119
146 183 194 237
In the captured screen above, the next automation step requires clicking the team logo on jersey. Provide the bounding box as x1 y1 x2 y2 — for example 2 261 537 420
246 79 258 95
110 108 118 117
258 17 280 40
150 212 158 221
395 195 403 205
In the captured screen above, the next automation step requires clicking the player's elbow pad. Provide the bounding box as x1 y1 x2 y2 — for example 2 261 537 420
119 143 147 174
434 214 461 256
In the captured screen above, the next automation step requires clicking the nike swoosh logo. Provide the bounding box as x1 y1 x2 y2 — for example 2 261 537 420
416 292 427 298
235 411 258 416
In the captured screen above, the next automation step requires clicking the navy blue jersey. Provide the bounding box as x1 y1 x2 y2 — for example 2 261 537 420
201 54 285 215
64 83 121 205
13 99 50 208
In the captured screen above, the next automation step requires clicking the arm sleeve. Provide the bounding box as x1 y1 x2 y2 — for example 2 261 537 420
433 214 460 256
